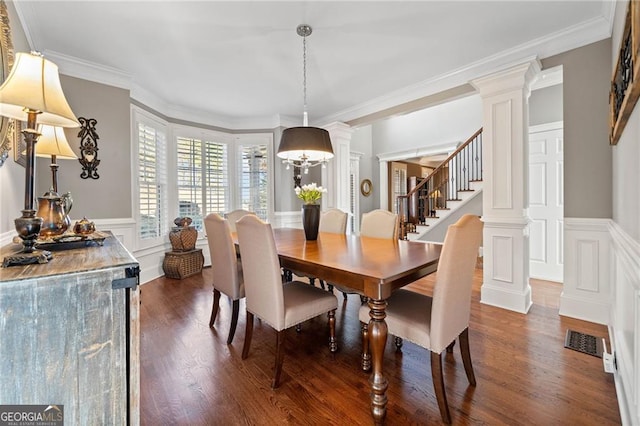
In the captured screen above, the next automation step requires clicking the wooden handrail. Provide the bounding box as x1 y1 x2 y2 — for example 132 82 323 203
399 127 483 202
396 127 483 239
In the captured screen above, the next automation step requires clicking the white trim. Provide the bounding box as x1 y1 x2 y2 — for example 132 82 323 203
377 142 459 163
320 14 610 125
560 218 611 324
529 121 564 134
531 65 563 91
608 221 640 426
44 50 133 90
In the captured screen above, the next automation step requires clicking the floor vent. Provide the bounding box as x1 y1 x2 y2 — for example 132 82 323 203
564 329 603 358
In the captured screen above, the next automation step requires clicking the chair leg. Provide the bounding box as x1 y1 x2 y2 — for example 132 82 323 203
431 351 451 424
309 277 316 287
394 336 403 351
342 291 348 300
272 330 286 389
446 340 456 353
328 309 337 353
241 311 254 360
327 284 334 294
361 322 371 371
209 289 221 328
459 327 476 386
226 299 240 344
318 279 326 290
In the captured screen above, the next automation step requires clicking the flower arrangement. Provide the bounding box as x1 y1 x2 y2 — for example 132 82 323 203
295 182 327 205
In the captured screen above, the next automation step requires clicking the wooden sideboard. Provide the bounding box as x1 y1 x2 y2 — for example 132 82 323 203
0 233 140 425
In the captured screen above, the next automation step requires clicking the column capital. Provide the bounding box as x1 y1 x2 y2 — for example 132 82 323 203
471 59 541 98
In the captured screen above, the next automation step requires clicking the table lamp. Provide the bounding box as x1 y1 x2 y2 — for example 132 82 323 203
36 124 77 193
0 51 79 267
35 124 77 237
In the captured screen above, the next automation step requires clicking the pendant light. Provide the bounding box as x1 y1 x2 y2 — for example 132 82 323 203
277 24 334 174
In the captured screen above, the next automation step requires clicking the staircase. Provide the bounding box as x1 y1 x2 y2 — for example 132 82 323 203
396 128 483 240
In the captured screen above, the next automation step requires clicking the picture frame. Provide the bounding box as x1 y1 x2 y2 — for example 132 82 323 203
609 0 640 145
360 179 372 197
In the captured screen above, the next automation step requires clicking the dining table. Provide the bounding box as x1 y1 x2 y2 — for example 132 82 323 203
268 228 442 425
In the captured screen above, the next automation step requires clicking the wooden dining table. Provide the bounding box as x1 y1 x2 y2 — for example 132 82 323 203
269 228 442 425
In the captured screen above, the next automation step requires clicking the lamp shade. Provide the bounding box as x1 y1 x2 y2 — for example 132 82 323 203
0 52 79 128
277 126 334 162
36 125 77 159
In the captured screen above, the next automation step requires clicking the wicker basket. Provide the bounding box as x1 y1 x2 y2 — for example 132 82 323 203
169 226 198 251
163 249 204 279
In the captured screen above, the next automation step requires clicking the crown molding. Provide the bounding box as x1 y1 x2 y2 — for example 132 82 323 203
377 142 458 163
320 13 612 125
44 50 132 90
17 2 613 131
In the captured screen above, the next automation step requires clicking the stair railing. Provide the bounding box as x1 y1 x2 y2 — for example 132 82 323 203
396 128 483 239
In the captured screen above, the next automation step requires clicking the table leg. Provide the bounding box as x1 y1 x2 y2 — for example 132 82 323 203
368 298 388 425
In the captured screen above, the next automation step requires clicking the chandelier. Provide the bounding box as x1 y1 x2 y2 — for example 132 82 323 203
277 24 334 174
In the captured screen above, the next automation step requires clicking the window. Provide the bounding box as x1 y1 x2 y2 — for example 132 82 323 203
238 141 268 220
134 108 168 243
174 131 272 229
176 136 228 230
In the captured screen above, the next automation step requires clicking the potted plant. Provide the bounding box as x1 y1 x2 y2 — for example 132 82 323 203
295 183 326 240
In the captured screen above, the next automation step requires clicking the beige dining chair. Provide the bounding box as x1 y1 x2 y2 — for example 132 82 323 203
203 213 245 345
331 209 399 301
360 209 399 240
359 214 482 424
236 214 339 389
225 209 256 233
319 208 348 234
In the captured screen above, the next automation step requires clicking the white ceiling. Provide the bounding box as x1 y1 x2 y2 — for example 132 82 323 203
13 1 614 129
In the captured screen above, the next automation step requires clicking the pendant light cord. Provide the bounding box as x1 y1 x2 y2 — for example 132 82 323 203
302 31 308 126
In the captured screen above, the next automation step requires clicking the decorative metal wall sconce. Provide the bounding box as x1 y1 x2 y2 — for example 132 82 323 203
78 116 100 179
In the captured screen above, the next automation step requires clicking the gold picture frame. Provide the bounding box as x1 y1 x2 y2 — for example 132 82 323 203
610 0 640 145
0 0 13 165
360 179 372 197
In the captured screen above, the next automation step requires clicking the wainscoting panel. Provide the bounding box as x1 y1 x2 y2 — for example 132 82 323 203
609 221 640 426
560 218 610 324
576 240 600 292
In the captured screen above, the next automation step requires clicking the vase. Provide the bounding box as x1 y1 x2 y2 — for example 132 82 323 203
302 204 321 240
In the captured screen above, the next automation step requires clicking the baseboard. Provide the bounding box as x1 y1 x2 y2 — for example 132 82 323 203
480 282 532 314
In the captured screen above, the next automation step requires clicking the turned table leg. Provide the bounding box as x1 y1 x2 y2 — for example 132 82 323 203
368 298 388 425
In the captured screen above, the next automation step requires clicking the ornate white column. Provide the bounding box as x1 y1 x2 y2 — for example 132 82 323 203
322 122 352 212
471 60 540 313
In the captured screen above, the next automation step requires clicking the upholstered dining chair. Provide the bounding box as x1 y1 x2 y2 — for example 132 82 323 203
203 213 245 345
358 214 483 424
331 209 399 301
319 208 348 234
224 209 256 233
360 209 399 240
236 214 339 389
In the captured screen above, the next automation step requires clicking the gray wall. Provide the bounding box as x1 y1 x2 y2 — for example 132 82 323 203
351 125 376 214
529 84 563 126
543 39 612 219
35 76 132 220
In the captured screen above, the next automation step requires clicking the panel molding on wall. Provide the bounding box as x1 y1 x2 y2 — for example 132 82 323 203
609 221 640 426
561 218 611 324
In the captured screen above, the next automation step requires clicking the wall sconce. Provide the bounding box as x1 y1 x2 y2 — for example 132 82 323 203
0 51 79 266
78 116 100 179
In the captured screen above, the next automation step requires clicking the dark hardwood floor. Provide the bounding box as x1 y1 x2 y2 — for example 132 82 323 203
140 267 621 425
